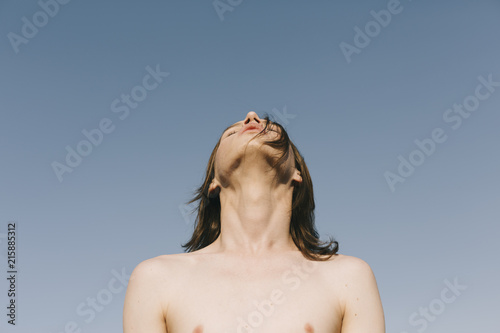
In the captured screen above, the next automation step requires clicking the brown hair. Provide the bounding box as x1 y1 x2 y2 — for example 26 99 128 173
181 114 339 260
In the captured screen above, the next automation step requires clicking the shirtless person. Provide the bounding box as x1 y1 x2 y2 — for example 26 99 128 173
123 112 385 333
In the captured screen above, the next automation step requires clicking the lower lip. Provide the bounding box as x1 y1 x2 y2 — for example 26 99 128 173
242 128 261 133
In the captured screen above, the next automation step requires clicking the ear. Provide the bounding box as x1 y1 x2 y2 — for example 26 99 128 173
292 169 302 185
208 179 221 197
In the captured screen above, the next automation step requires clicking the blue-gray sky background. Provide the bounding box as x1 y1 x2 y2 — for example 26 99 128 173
1 0 499 332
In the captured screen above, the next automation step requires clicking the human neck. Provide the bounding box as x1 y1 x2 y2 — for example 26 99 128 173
210 167 298 257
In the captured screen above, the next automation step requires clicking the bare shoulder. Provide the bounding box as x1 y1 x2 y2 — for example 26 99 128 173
323 254 385 332
130 254 171 278
325 253 375 274
123 253 193 333
129 252 193 284
322 253 379 296
126 254 183 306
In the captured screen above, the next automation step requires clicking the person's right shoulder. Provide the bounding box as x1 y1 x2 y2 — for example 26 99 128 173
128 253 191 292
123 254 185 333
131 254 176 273
132 252 191 273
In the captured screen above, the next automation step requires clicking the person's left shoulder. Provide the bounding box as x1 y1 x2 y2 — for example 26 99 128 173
324 253 385 332
323 253 379 292
327 253 374 272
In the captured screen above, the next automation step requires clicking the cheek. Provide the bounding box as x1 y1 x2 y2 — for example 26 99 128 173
213 146 228 175
215 139 234 163
215 144 227 164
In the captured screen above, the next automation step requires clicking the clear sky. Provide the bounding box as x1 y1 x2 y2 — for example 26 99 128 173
1 0 499 332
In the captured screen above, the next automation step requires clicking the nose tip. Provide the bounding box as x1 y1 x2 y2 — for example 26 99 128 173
244 111 261 124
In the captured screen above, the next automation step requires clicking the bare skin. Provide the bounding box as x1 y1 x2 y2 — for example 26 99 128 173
123 112 385 333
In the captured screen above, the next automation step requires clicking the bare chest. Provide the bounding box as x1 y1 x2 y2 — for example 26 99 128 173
165 255 343 333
